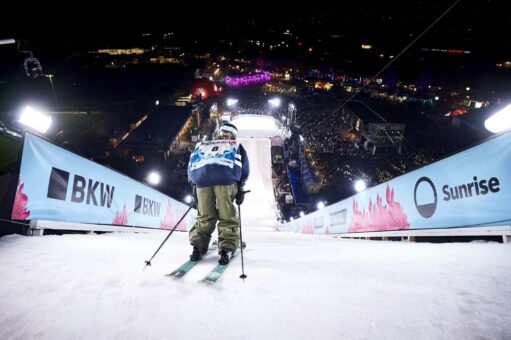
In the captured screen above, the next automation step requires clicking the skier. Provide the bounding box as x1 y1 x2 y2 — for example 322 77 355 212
187 122 250 265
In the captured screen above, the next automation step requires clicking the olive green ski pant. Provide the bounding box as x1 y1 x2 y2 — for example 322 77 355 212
189 184 239 253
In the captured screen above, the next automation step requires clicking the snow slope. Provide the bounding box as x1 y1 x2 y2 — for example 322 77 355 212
1 231 510 340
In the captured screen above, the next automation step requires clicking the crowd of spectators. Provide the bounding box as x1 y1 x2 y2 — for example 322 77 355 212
294 91 485 205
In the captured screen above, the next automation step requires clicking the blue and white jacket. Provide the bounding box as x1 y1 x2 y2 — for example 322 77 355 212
188 140 250 188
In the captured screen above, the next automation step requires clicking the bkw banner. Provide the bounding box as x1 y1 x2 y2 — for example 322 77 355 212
12 132 196 230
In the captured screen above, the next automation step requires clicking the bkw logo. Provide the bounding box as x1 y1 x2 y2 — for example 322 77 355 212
47 167 115 208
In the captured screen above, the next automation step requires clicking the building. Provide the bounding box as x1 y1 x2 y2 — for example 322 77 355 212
190 78 220 101
120 105 192 160
344 101 405 155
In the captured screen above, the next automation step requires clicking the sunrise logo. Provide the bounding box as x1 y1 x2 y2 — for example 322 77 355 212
414 177 437 218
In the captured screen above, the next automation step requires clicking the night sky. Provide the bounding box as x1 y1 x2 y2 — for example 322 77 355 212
2 0 510 60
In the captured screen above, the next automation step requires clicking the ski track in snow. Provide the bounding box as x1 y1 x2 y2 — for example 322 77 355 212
1 231 511 340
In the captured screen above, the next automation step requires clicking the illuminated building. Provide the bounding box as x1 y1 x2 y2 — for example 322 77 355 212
95 48 146 55
263 81 297 94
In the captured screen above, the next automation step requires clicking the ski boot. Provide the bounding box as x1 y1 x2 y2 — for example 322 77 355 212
190 247 204 262
218 249 231 265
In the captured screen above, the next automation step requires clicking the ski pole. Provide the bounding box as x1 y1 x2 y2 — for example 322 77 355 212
143 204 193 270
237 194 249 281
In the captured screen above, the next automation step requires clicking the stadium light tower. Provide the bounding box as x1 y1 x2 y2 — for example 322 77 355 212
18 106 52 134
485 103 511 133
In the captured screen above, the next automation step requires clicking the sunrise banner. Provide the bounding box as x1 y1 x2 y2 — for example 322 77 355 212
280 131 511 234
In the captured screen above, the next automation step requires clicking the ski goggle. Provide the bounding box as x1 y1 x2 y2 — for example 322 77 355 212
217 130 235 139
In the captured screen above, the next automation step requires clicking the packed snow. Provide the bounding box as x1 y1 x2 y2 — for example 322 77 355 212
1 231 510 339
238 137 276 231
232 114 282 139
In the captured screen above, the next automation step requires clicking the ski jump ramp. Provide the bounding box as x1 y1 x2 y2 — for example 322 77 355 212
233 115 282 231
238 138 276 231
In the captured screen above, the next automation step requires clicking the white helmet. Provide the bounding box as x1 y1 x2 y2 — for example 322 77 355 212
214 123 238 140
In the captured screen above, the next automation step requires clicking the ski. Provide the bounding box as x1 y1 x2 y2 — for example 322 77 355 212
199 242 246 285
165 243 218 279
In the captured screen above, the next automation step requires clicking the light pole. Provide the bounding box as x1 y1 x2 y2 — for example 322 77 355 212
288 103 296 126
45 74 58 106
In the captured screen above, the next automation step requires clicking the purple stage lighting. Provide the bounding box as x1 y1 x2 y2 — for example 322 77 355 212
225 72 271 87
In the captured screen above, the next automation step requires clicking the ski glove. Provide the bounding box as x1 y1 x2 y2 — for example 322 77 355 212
235 184 245 205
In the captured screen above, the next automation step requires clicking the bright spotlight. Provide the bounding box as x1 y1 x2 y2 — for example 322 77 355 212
354 180 367 192
299 211 305 217
18 106 52 134
185 195 193 204
268 98 281 108
316 202 325 210
147 171 161 185
485 103 511 133
226 98 238 107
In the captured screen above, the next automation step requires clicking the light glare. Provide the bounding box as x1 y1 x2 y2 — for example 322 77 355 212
147 171 161 185
226 98 238 107
485 104 511 133
19 106 52 134
354 180 367 192
268 98 281 108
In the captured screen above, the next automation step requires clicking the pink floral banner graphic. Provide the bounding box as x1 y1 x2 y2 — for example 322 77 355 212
160 201 187 231
112 205 128 225
11 180 30 220
349 184 409 232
